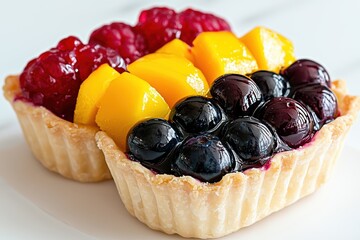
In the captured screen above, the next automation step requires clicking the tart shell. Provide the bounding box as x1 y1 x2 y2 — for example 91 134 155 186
3 75 111 182
96 80 360 238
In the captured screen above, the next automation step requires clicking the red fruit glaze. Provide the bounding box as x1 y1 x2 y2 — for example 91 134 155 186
89 22 149 64
179 8 231 45
19 36 126 121
136 7 182 52
19 49 79 121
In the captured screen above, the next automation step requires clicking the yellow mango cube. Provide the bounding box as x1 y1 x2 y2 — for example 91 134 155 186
191 31 258 85
95 72 170 150
127 53 209 108
156 39 195 63
240 26 296 72
74 64 120 126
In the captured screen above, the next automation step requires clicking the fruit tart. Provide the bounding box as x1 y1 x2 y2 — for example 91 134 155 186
3 6 360 238
94 8 360 239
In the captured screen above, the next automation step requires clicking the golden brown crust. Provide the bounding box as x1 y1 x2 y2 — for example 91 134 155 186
96 79 360 238
3 75 111 182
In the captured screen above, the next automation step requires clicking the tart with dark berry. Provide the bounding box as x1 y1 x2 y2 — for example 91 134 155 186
94 11 359 238
3 6 360 238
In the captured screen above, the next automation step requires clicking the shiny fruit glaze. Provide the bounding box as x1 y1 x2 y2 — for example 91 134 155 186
89 22 149 64
127 58 339 183
254 97 314 148
19 36 126 121
210 74 262 118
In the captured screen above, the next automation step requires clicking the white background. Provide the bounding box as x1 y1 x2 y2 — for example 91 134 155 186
0 0 359 239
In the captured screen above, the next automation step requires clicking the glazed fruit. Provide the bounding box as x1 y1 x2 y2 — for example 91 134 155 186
74 64 120 125
222 117 275 163
210 74 262 118
136 7 182 52
20 49 79 121
281 59 331 88
292 84 338 129
249 70 289 100
171 134 234 183
178 8 231 45
136 7 231 52
240 26 296 72
127 118 181 163
156 39 194 62
89 22 149 64
19 36 126 121
192 31 258 84
127 53 208 107
255 97 314 148
169 96 225 134
95 72 170 150
67 40 126 82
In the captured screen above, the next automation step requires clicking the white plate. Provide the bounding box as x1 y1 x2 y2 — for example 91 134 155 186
0 123 360 240
1 0 360 239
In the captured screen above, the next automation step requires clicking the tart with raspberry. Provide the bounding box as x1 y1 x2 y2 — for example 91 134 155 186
3 6 360 238
3 7 228 182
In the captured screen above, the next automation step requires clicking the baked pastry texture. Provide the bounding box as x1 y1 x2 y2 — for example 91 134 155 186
96 80 360 238
3 75 111 182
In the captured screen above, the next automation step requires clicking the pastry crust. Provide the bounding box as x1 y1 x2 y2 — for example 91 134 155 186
96 80 360 238
3 75 111 182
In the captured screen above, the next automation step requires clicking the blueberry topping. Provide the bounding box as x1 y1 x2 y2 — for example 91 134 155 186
171 134 234 183
292 84 338 129
281 59 331 88
169 96 224 134
126 59 338 183
255 97 314 148
127 118 181 163
222 117 275 164
210 74 262 118
249 70 290 100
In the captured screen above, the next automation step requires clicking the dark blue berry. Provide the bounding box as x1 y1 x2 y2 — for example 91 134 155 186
281 59 331 88
127 118 181 163
255 97 314 148
169 96 225 134
171 134 234 183
222 117 275 164
249 70 289 100
292 84 338 130
210 74 262 118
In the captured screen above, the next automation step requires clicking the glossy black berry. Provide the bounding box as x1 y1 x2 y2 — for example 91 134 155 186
249 70 290 100
210 74 262 118
171 134 234 183
222 117 275 164
255 97 314 148
292 84 338 129
281 59 331 88
127 118 181 163
169 96 225 134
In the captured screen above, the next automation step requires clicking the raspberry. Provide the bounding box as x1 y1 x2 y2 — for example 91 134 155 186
89 22 148 64
179 9 231 45
136 7 182 52
135 7 231 51
74 43 126 81
19 36 126 121
20 49 79 121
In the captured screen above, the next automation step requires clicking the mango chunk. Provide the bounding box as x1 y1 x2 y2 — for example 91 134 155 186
127 53 208 108
95 72 170 150
240 26 296 72
156 39 195 63
191 31 258 85
74 64 120 126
